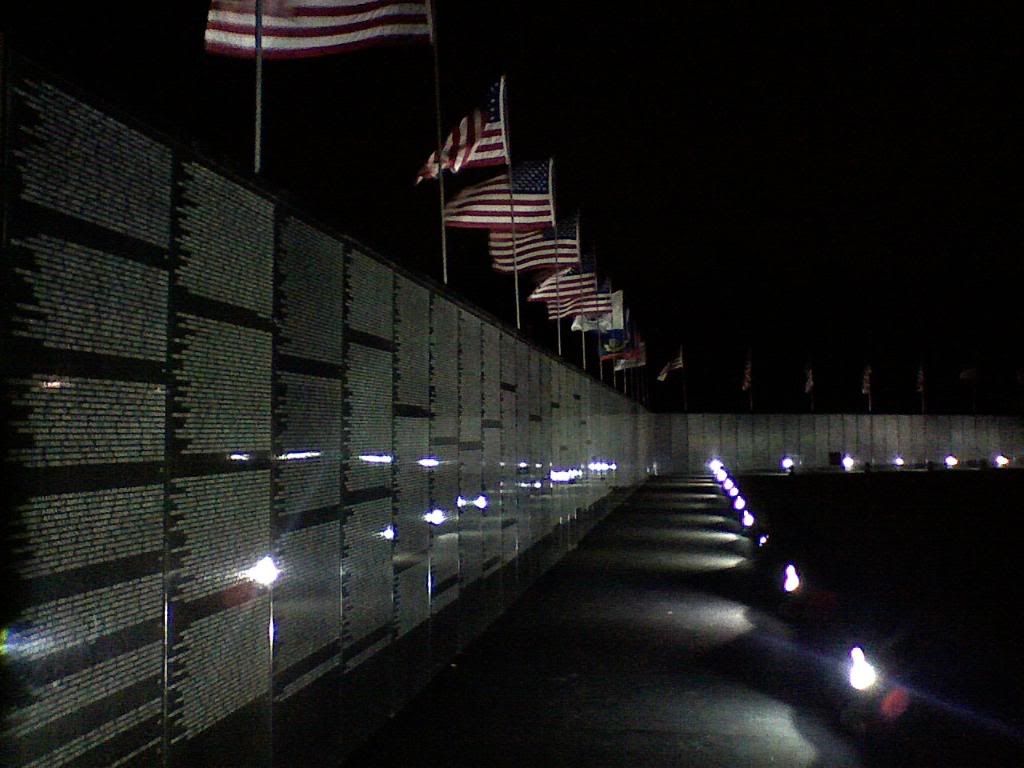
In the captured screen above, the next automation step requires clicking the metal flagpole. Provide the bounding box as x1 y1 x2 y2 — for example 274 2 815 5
254 0 264 174
499 77 521 329
581 329 587 371
428 8 449 284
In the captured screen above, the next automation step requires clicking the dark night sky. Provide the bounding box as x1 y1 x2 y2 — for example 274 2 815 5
2 2 1022 413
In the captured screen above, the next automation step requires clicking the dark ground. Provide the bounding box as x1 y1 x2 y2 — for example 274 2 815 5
343 471 1024 767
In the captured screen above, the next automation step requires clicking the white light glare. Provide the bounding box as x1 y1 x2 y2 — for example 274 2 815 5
722 478 735 491
783 564 800 593
609 463 617 471
742 510 755 528
535 463 543 469
715 469 728 483
733 496 746 511
842 455 855 471
358 454 393 464
550 469 584 483
758 534 769 547
457 495 489 509
533 481 543 489
708 459 724 473
893 456 905 467
417 457 440 468
781 457 795 470
995 455 1010 467
944 455 958 468
279 451 322 461
588 461 612 472
378 525 396 541
728 486 739 498
242 556 280 586
229 453 252 462
517 462 529 469
849 647 878 691
423 510 447 526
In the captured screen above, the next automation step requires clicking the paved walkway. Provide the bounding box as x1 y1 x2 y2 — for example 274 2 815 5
343 476 863 767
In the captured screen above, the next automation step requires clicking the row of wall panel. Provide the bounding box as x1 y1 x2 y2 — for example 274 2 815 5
0 55 650 768
661 414 1024 473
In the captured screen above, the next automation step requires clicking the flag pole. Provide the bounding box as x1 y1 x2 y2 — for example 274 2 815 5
597 330 604 383
499 77 521 329
427 7 449 285
581 330 587 371
253 0 264 174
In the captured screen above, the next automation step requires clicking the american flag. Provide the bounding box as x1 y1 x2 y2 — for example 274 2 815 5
444 160 555 231
861 364 872 395
489 213 580 273
528 264 597 303
741 349 752 391
916 363 925 392
546 293 611 320
530 252 597 302
205 1 432 59
417 78 508 183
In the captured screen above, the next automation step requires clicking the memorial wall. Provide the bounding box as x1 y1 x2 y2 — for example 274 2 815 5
0 56 649 767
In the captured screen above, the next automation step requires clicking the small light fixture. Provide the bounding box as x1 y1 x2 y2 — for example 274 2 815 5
842 455 855 471
783 564 800 593
781 457 795 471
893 456 905 467
995 455 1010 468
944 454 958 469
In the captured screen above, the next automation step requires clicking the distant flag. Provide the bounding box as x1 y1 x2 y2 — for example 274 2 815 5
861 364 872 395
417 77 508 183
657 347 685 382
205 0 433 59
571 313 612 333
741 349 752 392
600 300 630 361
804 364 814 394
959 367 977 381
444 160 555 231
489 214 580 273
615 337 647 371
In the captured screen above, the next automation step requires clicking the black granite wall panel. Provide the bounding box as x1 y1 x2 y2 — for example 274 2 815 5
1 58 653 767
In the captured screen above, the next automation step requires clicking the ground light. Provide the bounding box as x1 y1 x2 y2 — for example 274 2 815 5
242 556 280 586
733 496 746 511
995 455 1010 467
781 457 795 470
423 510 447 525
742 510 755 528
783 564 800 593
849 647 878 691
842 455 855 471
758 534 769 547
893 456 905 467
944 454 958 468
708 459 724 473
